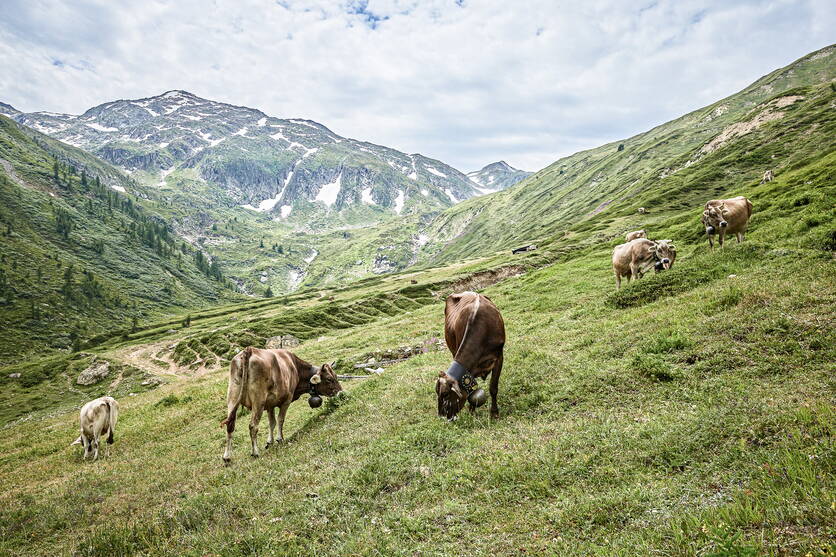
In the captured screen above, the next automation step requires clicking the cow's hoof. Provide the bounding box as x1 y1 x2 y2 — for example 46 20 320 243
223 458 231 467
250 452 260 458
264 442 273 450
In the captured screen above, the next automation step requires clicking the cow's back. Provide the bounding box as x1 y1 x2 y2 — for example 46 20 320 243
80 398 109 437
723 196 753 232
444 292 504 359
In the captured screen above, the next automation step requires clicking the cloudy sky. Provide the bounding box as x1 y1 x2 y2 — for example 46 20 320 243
0 1 833 171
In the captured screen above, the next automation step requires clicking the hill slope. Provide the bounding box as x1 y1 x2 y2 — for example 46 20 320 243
0 116 238 362
0 46 833 555
418 44 836 263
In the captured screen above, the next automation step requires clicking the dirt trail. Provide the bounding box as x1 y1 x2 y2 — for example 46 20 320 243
114 339 217 379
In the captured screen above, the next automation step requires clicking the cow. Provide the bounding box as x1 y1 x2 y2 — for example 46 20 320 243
612 238 677 289
625 229 647 242
638 207 647 214
761 169 773 183
221 347 342 464
436 292 506 421
702 196 753 248
70 396 119 461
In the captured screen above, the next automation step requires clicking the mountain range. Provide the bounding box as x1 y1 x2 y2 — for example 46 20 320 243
10 91 519 222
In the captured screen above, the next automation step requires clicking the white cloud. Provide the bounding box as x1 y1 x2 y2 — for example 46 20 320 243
0 0 833 171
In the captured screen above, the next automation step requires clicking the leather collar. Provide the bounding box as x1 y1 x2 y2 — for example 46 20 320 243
445 361 478 396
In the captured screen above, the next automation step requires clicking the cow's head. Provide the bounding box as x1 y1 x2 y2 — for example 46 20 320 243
310 363 342 397
436 371 467 420
702 203 729 233
653 240 676 271
635 229 647 238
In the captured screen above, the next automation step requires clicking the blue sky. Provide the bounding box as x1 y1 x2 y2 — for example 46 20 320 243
0 0 833 171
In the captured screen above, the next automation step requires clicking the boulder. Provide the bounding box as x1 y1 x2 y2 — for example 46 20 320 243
265 334 301 349
77 360 111 386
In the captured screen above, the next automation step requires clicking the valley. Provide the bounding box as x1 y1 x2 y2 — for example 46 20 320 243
0 43 833 556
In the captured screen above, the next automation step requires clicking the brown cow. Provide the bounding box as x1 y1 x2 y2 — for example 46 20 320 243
221 347 342 464
612 238 677 289
436 292 506 421
702 196 753 248
625 229 647 242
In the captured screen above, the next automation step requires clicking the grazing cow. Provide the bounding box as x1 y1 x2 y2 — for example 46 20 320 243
638 207 647 214
625 229 647 242
612 238 677 289
761 169 773 183
436 292 506 420
702 196 753 248
71 396 119 461
221 347 342 464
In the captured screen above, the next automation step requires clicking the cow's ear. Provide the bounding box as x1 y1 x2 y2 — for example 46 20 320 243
310 371 322 384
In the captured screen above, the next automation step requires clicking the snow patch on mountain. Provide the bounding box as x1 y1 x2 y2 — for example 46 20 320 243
426 167 447 178
393 190 405 214
85 123 118 132
316 173 342 207
361 187 375 205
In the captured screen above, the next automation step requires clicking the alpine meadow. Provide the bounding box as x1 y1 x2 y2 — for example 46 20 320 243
0 6 834 557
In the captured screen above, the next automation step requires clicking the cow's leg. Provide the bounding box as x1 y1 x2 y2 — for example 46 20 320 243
249 402 264 458
630 263 641 281
222 399 240 465
92 434 100 461
489 354 503 419
615 272 621 290
265 407 277 449
718 230 725 248
81 433 90 460
736 232 743 243
277 401 291 443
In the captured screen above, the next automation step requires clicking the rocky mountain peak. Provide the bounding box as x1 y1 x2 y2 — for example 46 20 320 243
466 160 532 192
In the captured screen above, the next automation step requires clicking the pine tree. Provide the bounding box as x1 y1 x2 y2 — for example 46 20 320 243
265 286 274 298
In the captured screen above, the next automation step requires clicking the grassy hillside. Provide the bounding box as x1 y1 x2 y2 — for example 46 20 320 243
0 116 240 363
0 47 834 555
419 44 835 265
0 136 833 555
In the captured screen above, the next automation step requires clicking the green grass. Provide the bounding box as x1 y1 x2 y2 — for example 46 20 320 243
0 221 832 555
0 45 834 556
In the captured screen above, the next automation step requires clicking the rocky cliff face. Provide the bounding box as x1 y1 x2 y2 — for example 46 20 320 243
13 91 482 222
466 161 532 193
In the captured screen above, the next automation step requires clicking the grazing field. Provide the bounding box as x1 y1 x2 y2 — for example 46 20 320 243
1 44 834 557
0 156 833 554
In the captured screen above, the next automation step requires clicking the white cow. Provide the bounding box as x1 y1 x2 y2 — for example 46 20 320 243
71 396 119 460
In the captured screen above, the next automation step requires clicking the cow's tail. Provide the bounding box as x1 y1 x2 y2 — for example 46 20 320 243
105 398 118 444
745 198 753 219
221 347 252 428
